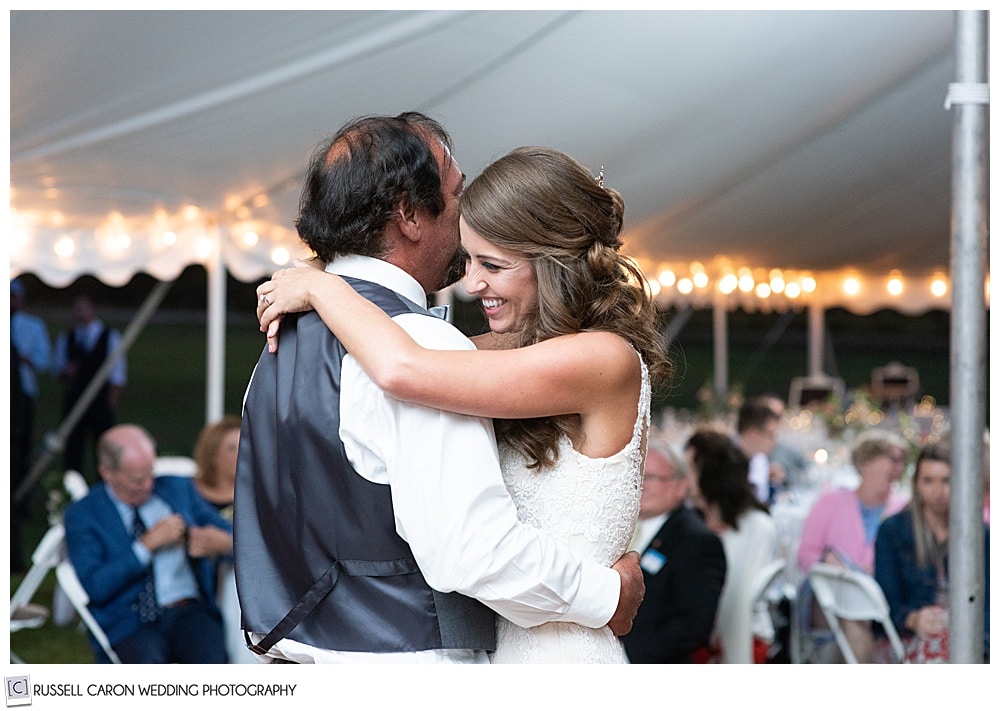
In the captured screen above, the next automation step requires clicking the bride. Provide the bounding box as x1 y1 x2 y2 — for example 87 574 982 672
258 146 671 662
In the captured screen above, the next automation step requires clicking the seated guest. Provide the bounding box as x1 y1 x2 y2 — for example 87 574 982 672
796 429 909 662
192 414 254 663
875 440 990 663
193 414 241 522
622 441 726 663
735 400 783 504
751 393 808 489
64 424 233 663
686 428 778 663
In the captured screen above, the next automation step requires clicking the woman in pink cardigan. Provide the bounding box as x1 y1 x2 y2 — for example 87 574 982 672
796 429 910 662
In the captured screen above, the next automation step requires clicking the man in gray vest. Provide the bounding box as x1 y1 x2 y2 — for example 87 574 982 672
234 112 643 663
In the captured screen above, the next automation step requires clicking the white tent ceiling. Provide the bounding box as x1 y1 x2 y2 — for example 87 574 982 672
9 9 970 313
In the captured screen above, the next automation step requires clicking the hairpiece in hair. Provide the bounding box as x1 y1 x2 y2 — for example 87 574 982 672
596 166 605 188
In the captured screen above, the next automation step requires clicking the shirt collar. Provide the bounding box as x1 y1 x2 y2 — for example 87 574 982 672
326 255 428 310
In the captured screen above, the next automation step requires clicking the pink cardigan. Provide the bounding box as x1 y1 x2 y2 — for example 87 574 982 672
796 487 909 575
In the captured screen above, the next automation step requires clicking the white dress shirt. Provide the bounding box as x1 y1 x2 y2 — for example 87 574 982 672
253 255 619 663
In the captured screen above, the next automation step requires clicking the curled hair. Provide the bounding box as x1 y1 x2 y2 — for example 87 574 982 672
295 112 452 262
461 146 672 468
193 415 242 489
685 428 766 529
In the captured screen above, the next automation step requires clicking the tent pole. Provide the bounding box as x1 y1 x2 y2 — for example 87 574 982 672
15 279 175 504
712 296 728 402
946 9 988 664
807 302 825 377
206 228 227 424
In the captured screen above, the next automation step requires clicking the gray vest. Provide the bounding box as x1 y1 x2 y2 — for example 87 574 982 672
234 277 496 654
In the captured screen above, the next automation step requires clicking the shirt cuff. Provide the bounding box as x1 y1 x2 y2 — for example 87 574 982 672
566 562 620 628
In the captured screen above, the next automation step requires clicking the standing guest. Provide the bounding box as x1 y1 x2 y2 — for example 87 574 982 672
10 277 52 518
622 441 726 663
237 113 649 664
686 428 778 664
875 440 990 663
52 293 127 481
64 424 232 663
735 400 783 505
796 429 909 663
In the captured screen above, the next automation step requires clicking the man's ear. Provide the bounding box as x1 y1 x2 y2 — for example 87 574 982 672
394 193 421 242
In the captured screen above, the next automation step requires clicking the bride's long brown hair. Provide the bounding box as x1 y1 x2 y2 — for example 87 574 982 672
460 146 672 468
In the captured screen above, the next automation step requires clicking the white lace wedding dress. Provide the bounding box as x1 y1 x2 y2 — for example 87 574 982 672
490 358 650 663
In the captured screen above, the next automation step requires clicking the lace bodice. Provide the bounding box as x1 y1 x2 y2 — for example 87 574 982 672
491 356 651 663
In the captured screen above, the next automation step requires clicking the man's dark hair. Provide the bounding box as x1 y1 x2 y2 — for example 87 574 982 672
737 400 780 434
295 111 453 262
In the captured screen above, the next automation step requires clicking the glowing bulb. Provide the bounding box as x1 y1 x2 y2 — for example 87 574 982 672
930 278 948 298
801 276 816 293
843 277 861 296
243 231 260 247
738 274 755 293
648 280 662 297
693 272 709 289
54 236 76 258
785 282 801 299
162 231 177 246
887 276 904 296
677 277 694 295
718 274 738 294
271 247 291 265
769 272 785 293
658 270 676 287
755 283 771 298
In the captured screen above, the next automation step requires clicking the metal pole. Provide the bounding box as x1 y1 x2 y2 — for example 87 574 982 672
946 9 988 664
206 228 227 424
807 302 825 377
712 296 728 402
15 279 175 503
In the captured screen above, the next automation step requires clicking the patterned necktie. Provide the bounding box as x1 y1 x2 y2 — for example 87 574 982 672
132 507 160 623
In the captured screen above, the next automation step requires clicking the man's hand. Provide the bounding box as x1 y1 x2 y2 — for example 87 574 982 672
139 513 187 552
607 550 644 636
187 526 233 558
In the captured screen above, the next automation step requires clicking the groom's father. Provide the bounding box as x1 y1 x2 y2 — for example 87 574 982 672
234 112 643 663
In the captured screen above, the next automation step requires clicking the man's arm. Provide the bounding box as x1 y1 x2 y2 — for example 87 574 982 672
342 315 625 630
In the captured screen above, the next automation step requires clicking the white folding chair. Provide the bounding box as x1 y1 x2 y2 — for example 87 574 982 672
808 562 905 663
750 558 787 609
154 456 197 477
55 559 122 664
9 524 65 662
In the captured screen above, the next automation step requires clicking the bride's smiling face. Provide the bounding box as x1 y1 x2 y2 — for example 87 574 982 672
460 216 538 334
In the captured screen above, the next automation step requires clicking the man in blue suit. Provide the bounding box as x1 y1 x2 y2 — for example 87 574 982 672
622 441 727 663
64 424 233 663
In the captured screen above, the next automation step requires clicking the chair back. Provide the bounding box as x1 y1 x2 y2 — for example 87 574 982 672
154 456 197 477
63 470 90 502
749 558 786 607
808 562 905 663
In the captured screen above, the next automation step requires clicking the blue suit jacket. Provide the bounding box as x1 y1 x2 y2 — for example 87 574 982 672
64 475 233 647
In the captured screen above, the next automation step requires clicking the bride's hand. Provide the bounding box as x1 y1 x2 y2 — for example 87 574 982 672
256 258 326 353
